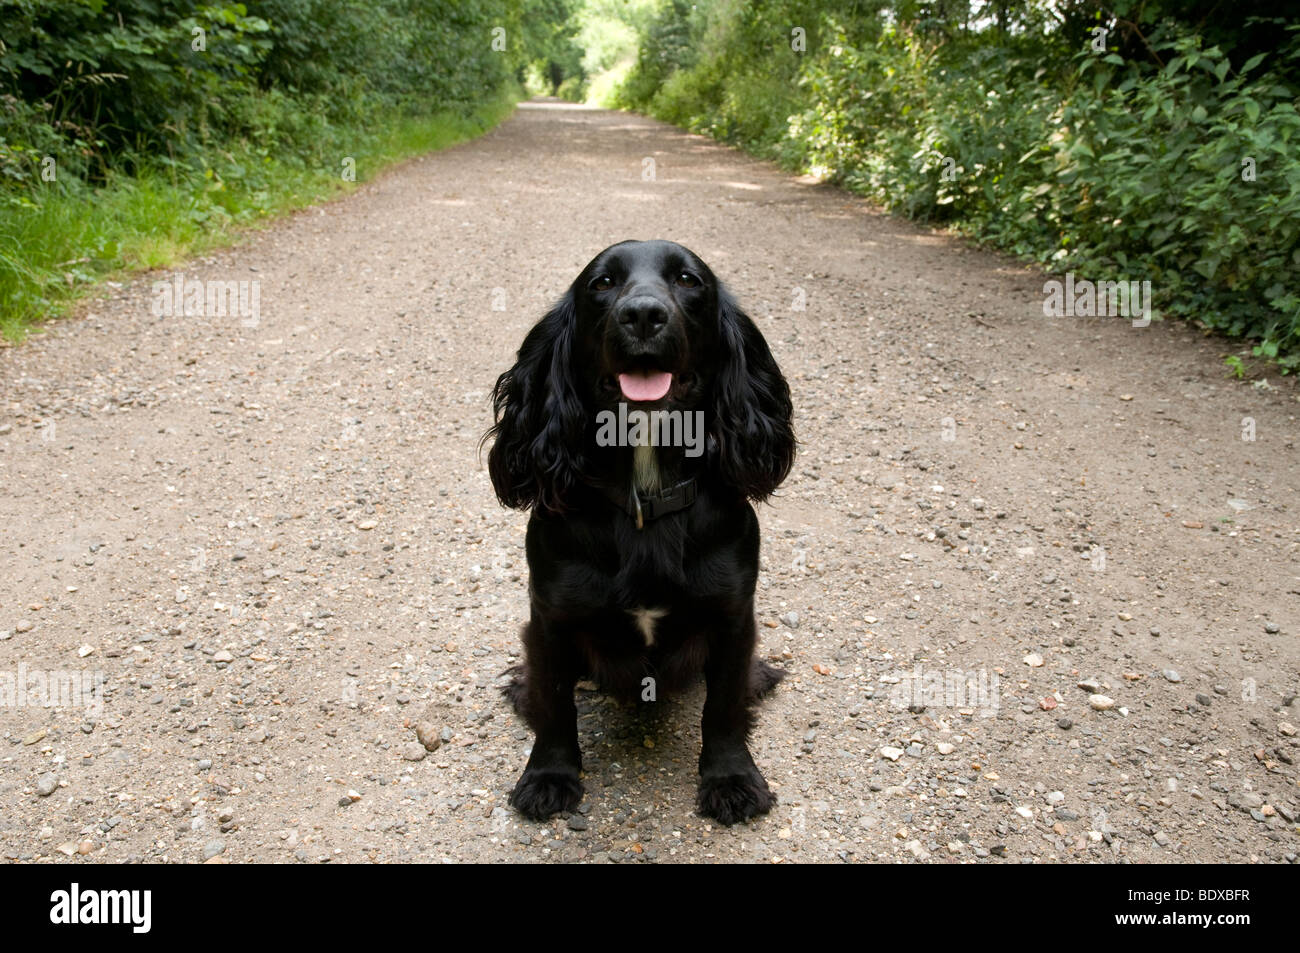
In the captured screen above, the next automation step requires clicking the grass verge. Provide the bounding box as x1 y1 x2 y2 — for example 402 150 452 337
0 93 518 341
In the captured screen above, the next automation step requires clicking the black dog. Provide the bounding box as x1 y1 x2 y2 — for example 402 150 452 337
485 239 795 825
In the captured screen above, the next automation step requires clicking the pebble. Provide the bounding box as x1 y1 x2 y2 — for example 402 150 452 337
1023 653 1043 667
1264 623 1280 634
401 742 427 762
1162 670 1181 683
936 742 955 755
213 650 235 663
1057 718 1073 730
416 722 443 752
1089 694 1115 711
35 774 59 797
202 840 226 860
1195 693 1212 707
879 746 904 762
780 611 800 629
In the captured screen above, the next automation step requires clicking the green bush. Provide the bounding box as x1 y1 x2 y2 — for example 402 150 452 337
612 1 1300 370
0 0 555 335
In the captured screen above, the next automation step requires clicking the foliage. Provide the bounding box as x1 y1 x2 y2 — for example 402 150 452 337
608 0 1300 369
0 0 578 334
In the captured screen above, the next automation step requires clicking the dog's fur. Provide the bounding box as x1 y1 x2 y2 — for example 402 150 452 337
484 240 795 824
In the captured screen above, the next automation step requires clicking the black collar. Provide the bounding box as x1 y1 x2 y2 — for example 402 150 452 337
599 478 698 529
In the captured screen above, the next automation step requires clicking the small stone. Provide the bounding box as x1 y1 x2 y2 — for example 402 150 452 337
202 840 226 860
780 611 800 629
15 620 33 633
1264 622 1280 634
936 742 956 755
1279 722 1297 737
1089 694 1115 711
1015 806 1034 819
1057 718 1073 730
1077 678 1101 693
213 650 235 663
76 644 95 658
1154 832 1170 846
879 746 904 762
1196 693 1212 707
1023 653 1043 667
416 722 442 752
1162 670 1181 683
567 815 589 832
22 729 46 746
357 519 378 531
35 774 59 797
401 742 427 762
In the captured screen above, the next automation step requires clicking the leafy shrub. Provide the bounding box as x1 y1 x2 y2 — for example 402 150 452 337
613 1 1300 369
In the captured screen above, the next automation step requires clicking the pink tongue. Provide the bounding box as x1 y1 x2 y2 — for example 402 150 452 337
618 371 673 402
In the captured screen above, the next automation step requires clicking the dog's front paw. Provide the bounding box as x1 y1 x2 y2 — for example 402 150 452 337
509 768 583 821
697 770 775 825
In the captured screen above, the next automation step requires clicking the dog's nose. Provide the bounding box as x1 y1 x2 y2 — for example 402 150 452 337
616 295 669 340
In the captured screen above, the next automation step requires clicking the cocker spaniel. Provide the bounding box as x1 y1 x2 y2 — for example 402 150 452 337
485 239 795 825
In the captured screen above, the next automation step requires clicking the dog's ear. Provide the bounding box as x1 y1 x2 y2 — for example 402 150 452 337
711 287 795 500
485 288 587 512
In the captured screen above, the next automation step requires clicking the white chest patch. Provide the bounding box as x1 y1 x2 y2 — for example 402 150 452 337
628 606 668 647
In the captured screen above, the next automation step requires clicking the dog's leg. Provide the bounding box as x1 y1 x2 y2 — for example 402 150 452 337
508 616 583 821
697 611 777 825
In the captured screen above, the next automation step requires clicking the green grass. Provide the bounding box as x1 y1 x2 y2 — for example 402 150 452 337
0 94 518 341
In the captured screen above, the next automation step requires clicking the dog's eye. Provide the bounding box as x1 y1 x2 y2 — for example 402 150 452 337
590 275 615 292
675 272 701 289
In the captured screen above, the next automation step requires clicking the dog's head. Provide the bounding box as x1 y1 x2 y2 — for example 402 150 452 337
486 240 794 512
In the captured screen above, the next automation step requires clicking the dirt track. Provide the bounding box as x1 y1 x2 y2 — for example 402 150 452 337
1 99 1297 863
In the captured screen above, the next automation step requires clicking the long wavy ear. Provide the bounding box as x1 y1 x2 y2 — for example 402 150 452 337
711 287 796 501
485 289 587 512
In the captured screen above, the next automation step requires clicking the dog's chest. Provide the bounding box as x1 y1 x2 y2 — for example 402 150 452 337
625 606 668 647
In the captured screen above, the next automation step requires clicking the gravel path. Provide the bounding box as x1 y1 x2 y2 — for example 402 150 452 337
2 99 1297 864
